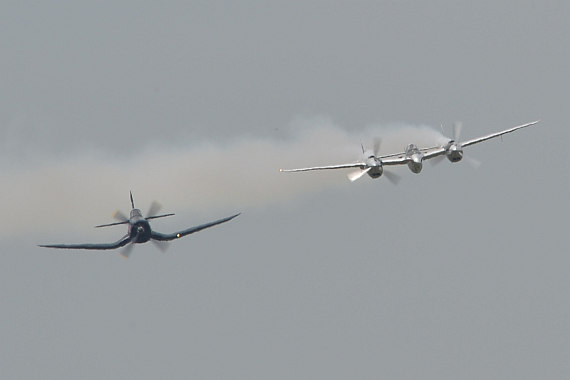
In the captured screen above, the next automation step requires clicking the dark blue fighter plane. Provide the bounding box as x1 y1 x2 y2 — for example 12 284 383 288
39 192 240 258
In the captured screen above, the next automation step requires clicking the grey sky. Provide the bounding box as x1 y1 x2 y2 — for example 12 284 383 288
1 1 568 379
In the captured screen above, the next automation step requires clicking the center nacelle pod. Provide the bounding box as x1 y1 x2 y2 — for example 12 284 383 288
404 144 423 174
407 156 423 174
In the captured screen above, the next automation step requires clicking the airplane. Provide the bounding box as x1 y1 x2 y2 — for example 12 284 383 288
39 192 240 258
280 120 540 181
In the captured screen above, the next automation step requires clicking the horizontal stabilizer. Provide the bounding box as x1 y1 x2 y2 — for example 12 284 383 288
95 220 130 228
146 213 175 221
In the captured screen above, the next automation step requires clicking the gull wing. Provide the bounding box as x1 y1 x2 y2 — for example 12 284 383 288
39 234 131 250
280 162 366 172
150 213 240 241
460 120 540 148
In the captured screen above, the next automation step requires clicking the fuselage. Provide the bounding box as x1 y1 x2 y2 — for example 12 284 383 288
405 144 423 174
128 209 152 243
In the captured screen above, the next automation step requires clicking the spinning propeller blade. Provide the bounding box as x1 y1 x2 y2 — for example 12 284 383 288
372 138 382 157
147 201 162 218
151 239 169 252
429 155 446 166
383 170 401 185
120 229 141 259
347 167 371 182
465 155 482 169
452 121 481 168
120 242 135 259
113 210 129 223
94 210 129 228
453 121 463 142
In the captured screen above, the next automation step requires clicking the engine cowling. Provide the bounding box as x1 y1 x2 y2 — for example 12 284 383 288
446 142 463 163
365 156 383 178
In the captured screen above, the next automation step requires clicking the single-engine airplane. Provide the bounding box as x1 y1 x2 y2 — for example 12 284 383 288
39 192 240 258
280 120 539 181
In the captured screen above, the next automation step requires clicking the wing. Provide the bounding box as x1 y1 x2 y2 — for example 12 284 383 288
151 213 240 241
422 147 447 160
38 234 131 250
381 155 412 166
460 120 540 148
280 162 366 172
379 147 445 164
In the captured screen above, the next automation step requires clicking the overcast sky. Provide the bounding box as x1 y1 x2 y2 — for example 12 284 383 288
1 1 568 379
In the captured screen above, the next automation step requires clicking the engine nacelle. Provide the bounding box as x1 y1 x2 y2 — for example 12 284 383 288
446 143 463 163
364 156 384 178
367 166 384 178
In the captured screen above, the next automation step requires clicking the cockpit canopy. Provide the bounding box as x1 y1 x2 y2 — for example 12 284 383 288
406 144 419 154
130 209 143 219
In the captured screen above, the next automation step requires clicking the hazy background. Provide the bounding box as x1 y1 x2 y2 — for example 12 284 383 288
1 1 568 379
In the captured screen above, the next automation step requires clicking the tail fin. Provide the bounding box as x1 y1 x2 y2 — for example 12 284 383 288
130 191 135 209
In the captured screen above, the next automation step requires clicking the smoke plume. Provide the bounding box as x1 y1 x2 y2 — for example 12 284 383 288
1 118 448 237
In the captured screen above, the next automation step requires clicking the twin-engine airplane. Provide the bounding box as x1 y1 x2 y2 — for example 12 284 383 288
39 192 240 258
280 120 539 181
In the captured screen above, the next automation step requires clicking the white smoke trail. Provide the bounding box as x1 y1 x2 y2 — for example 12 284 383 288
1 117 448 237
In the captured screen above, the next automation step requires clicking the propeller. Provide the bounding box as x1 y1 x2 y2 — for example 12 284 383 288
383 170 401 185
465 155 482 169
120 241 135 259
147 201 162 219
94 209 129 228
112 233 132 259
429 155 446 166
145 200 175 221
348 167 371 182
347 138 401 184
453 121 463 142
112 209 129 223
120 226 144 259
452 121 481 168
372 137 381 157
151 239 169 252
431 121 482 169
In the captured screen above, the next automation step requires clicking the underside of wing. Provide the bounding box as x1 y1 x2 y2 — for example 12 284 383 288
280 162 366 172
39 235 131 250
460 120 540 148
151 213 240 241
